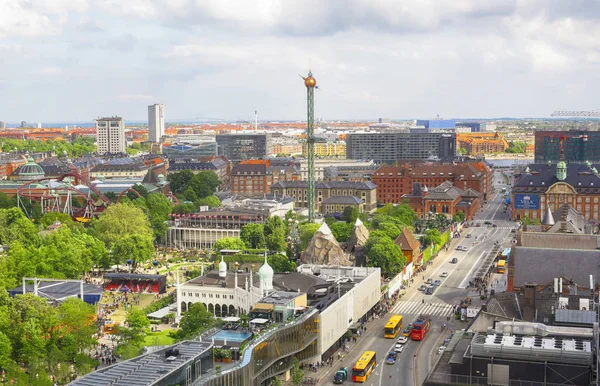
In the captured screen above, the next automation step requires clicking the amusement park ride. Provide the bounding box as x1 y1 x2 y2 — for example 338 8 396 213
16 169 178 222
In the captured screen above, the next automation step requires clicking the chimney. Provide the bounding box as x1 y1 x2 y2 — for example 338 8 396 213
523 282 537 322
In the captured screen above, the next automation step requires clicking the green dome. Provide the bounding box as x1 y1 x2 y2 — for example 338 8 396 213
14 157 45 181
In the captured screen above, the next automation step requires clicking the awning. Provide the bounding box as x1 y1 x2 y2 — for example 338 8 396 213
250 318 269 324
222 317 241 322
147 306 174 319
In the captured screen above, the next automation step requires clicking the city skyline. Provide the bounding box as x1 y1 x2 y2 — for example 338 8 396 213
2 1 600 122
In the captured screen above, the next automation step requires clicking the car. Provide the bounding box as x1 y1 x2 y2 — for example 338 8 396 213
492 224 498 228
425 287 434 295
419 285 427 291
438 346 447 354
394 344 405 353
426 278 433 284
397 336 408 345
440 272 448 278
461 246 468 251
451 258 458 264
433 280 442 286
455 246 463 251
402 326 412 337
466 234 472 238
484 221 492 225
511 229 516 233
386 351 398 364
476 223 481 227
333 367 348 384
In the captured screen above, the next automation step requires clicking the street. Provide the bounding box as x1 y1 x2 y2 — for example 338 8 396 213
317 169 517 386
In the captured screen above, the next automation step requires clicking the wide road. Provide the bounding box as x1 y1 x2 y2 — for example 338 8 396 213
319 169 517 386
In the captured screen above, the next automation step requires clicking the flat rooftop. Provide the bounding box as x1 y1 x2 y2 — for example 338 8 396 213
71 341 211 386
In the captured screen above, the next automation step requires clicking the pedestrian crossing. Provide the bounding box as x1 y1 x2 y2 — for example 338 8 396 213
391 301 455 317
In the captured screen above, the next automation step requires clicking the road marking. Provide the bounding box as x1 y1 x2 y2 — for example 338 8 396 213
392 301 454 317
458 250 487 288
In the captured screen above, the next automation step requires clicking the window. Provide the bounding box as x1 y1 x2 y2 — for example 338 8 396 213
216 294 220 299
209 294 213 298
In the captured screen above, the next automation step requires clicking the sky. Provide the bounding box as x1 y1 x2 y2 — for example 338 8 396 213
2 0 600 123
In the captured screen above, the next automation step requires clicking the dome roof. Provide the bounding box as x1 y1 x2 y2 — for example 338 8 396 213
13 157 45 181
258 255 274 281
218 260 227 278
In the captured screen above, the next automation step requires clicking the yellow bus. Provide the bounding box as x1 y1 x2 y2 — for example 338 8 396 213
352 351 377 383
384 314 403 339
497 259 506 274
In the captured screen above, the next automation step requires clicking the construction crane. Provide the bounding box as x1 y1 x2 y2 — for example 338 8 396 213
551 110 600 117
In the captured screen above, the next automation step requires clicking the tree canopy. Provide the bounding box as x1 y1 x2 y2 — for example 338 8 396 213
267 254 295 273
342 206 360 223
330 222 353 242
168 170 220 200
214 237 246 252
240 223 266 249
365 235 404 276
174 303 215 341
91 203 154 248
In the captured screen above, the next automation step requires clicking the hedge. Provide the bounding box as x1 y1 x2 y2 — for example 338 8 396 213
143 294 175 315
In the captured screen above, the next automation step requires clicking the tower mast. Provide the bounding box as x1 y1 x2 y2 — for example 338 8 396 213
303 70 317 222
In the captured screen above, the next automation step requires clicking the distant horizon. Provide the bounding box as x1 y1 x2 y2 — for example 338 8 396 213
3 117 599 128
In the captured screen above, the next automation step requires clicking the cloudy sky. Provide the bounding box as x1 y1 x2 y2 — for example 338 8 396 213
1 0 600 123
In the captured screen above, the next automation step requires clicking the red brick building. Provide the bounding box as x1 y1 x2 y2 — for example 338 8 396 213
403 181 482 220
231 161 299 197
372 161 492 204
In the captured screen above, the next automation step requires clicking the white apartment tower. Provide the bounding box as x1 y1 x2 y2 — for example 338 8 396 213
96 117 126 155
148 103 165 143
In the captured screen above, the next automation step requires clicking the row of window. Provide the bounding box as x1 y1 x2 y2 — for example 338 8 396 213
185 292 235 299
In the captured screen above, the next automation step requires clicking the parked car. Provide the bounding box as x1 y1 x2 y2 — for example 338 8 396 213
386 351 398 364
397 336 408 344
438 346 447 354
394 344 405 353
433 280 442 286
440 272 448 277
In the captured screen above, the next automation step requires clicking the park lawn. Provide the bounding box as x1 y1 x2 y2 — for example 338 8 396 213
143 329 176 347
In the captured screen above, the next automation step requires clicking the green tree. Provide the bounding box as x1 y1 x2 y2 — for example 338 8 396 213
146 192 173 242
91 203 154 249
0 331 12 369
270 376 284 386
56 298 97 357
264 217 287 252
195 195 221 208
173 203 196 214
0 207 41 247
422 228 442 247
126 308 150 330
330 222 353 242
214 237 246 252
375 222 401 240
240 224 266 249
175 303 214 340
342 206 360 223
267 254 295 273
113 234 155 268
167 170 195 195
39 212 80 230
365 236 404 276
0 192 15 209
390 203 416 226
291 357 304 386
453 211 465 223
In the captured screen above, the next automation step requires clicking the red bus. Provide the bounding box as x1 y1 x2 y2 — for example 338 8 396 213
411 314 431 341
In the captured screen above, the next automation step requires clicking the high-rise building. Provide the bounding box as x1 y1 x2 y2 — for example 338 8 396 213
216 134 271 161
0 121 5 129
534 130 600 163
148 104 165 143
345 130 456 163
96 117 126 155
20 121 27 128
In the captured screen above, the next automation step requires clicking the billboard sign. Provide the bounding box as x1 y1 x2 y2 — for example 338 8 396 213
514 194 540 210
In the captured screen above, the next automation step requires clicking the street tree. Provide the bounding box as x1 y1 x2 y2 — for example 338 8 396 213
365 236 404 276
291 357 304 386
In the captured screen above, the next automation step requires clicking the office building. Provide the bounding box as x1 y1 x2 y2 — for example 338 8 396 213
96 117 126 155
20 121 26 128
534 130 600 163
231 161 299 197
415 119 456 129
148 103 165 142
0 121 5 129
216 134 271 162
345 131 456 163
456 122 481 132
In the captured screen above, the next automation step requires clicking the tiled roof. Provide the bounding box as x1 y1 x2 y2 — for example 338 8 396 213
515 163 600 191
270 181 376 190
322 196 364 205
395 227 420 251
90 163 148 172
519 232 600 250
424 181 463 200
231 164 267 175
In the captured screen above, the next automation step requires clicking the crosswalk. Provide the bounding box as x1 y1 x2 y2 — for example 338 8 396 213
391 301 455 317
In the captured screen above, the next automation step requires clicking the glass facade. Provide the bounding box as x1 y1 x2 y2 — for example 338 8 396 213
196 309 320 386
534 131 600 163
216 135 271 162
